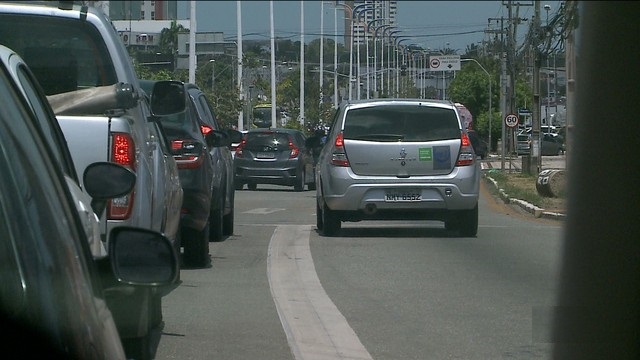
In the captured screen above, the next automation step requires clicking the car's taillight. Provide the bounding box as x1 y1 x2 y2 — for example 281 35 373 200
170 139 204 169
331 132 350 167
289 137 299 158
234 139 246 158
201 125 213 136
456 131 476 167
109 133 135 220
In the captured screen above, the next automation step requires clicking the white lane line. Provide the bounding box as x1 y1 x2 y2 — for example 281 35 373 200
267 225 373 360
244 208 286 214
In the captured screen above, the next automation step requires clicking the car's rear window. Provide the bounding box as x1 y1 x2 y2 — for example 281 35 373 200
245 132 291 150
343 105 460 142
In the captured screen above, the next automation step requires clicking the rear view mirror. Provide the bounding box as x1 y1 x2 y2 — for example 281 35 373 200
83 162 136 216
83 162 136 200
108 226 179 286
150 80 186 116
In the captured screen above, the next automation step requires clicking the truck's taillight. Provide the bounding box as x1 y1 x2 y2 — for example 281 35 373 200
455 131 476 167
112 133 135 169
331 132 350 167
109 132 135 220
170 139 204 169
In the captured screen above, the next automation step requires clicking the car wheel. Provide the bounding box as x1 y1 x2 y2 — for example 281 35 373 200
320 201 341 236
209 194 224 242
294 169 305 192
445 205 478 237
148 294 163 330
122 333 151 360
182 223 210 267
248 182 257 191
316 199 324 231
235 181 244 190
223 198 234 236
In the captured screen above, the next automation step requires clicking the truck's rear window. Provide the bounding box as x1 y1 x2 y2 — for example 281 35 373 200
0 14 117 95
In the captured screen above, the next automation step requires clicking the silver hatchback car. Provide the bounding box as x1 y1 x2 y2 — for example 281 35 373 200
315 99 480 237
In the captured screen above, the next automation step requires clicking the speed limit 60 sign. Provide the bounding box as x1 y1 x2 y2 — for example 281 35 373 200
505 113 519 128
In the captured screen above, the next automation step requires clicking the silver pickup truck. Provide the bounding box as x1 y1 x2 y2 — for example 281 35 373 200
0 2 183 359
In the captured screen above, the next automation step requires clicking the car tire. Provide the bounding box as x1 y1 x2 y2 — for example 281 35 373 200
294 169 305 192
445 205 478 237
316 199 324 231
320 201 341 236
148 295 162 330
182 223 210 267
122 333 151 360
248 182 257 191
235 181 244 190
223 197 234 236
209 194 224 242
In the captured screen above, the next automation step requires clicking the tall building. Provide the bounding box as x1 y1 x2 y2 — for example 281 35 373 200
346 0 397 45
93 0 177 21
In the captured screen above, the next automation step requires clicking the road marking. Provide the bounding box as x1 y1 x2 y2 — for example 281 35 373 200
244 208 286 214
268 225 373 360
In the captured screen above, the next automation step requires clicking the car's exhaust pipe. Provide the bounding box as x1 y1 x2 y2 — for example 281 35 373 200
363 203 377 215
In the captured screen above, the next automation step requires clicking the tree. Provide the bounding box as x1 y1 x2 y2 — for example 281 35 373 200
158 21 186 55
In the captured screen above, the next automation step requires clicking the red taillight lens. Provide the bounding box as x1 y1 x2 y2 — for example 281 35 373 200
456 131 475 167
109 133 135 220
289 137 299 158
234 139 246 158
112 133 135 169
170 139 204 169
331 132 350 167
201 125 213 136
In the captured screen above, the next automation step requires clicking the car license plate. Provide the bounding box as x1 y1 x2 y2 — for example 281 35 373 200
385 192 421 202
257 152 275 159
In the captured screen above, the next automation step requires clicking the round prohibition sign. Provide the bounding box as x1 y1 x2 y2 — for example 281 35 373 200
430 58 440 69
505 113 519 128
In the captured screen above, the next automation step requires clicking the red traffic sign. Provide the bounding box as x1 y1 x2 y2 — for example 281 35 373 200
505 113 519 128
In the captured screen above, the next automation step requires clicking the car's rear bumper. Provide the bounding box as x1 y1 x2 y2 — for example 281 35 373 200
235 165 299 185
321 164 479 213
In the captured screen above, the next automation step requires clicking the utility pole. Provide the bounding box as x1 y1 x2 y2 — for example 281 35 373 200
529 0 542 174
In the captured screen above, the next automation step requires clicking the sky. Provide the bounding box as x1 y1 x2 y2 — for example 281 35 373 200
176 1 562 52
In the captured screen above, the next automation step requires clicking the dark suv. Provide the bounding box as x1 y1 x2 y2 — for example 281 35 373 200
141 80 242 267
234 128 315 191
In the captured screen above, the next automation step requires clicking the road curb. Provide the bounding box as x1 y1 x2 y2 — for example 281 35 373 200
482 171 566 221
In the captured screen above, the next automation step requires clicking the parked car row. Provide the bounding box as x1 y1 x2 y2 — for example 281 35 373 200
0 43 179 359
0 2 236 359
140 80 242 268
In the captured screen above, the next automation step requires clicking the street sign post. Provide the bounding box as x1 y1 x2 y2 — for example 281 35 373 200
428 55 461 71
505 113 519 128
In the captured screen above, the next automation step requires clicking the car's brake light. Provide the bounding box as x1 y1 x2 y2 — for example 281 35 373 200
201 125 213 135
109 132 135 220
170 139 204 169
289 136 299 158
331 132 350 167
456 131 476 166
234 139 246 158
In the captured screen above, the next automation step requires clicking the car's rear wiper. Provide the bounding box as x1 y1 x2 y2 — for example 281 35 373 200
349 134 405 142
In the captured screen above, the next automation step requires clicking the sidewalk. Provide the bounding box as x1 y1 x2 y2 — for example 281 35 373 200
481 153 567 172
480 154 567 221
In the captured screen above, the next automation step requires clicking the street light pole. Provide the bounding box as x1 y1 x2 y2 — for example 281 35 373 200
373 23 392 98
209 59 215 92
461 58 493 151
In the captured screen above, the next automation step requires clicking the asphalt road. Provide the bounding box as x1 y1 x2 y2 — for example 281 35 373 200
154 181 564 360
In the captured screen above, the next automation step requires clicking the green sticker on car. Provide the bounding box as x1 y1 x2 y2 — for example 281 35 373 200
419 148 432 161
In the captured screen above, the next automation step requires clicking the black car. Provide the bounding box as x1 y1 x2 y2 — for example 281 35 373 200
234 128 315 191
0 45 178 359
142 80 242 267
467 129 488 159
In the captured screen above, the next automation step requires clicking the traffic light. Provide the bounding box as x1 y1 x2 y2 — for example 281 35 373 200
400 64 407 76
